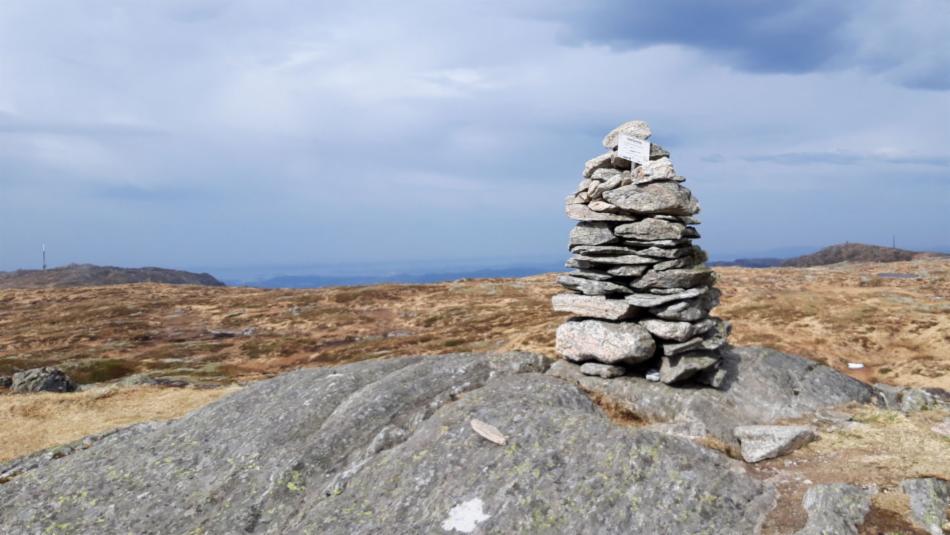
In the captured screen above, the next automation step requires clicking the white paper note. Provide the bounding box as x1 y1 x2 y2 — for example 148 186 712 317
617 134 651 165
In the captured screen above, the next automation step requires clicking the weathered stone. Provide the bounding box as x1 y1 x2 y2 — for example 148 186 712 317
0 352 778 534
640 318 717 342
615 218 686 241
626 287 710 308
570 244 647 257
661 320 728 356
632 245 694 259
623 238 692 249
694 363 728 389
569 222 618 246
631 268 715 290
660 352 720 384
609 152 632 170
795 484 873 535
589 173 624 199
650 143 670 159
582 152 613 178
644 421 707 439
602 120 651 149
587 200 622 213
569 253 658 266
734 425 816 463
11 367 77 394
557 275 632 296
551 293 637 321
0 376 11 388
575 178 592 193
605 265 648 277
642 157 675 179
652 255 703 271
603 182 700 216
590 168 621 181
649 289 720 321
566 269 613 281
556 320 655 365
549 346 875 448
901 477 950 535
579 362 626 378
565 201 635 222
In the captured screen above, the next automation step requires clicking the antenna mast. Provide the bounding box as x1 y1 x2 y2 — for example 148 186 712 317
42 244 46 271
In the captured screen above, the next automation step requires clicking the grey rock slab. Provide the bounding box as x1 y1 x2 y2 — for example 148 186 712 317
653 255 704 271
609 151 633 170
548 346 875 448
605 265 648 277
570 244 652 257
590 168 621 180
644 421 708 439
733 425 817 463
557 275 632 296
565 202 636 222
602 120 651 149
556 319 656 365
551 293 638 321
649 289 720 321
795 484 873 535
588 173 623 199
569 222 618 246
901 477 950 535
579 362 626 378
0 352 778 534
622 238 692 250
641 318 718 342
566 269 614 281
603 182 700 216
661 320 728 356
626 286 710 308
582 151 613 178
575 178 592 193
11 367 77 393
614 218 686 241
569 253 658 266
630 267 715 290
660 352 721 384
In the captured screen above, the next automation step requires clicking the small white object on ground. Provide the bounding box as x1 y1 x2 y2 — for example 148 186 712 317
645 369 661 382
441 498 490 533
470 419 507 445
847 363 864 369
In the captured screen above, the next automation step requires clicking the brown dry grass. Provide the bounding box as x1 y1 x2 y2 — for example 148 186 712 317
0 385 238 462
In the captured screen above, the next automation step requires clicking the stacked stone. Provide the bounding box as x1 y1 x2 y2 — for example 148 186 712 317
553 120 728 386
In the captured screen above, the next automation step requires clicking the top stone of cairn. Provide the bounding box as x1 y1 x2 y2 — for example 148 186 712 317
602 120 652 149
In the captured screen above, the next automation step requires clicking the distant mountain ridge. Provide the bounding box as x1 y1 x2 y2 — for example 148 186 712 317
0 264 224 289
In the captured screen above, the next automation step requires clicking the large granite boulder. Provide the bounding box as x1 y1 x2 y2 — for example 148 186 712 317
0 352 775 534
10 367 77 393
548 346 874 448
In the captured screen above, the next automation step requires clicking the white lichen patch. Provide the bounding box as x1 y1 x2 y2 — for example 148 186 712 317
441 498 490 533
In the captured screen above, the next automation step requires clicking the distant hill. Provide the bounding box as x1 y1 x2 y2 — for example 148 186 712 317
708 258 785 268
0 264 224 289
779 243 924 267
246 265 555 288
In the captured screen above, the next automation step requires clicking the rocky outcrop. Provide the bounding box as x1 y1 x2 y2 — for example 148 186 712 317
556 120 725 384
0 352 777 534
794 484 874 535
548 346 874 448
10 367 77 393
733 425 816 463
901 477 950 535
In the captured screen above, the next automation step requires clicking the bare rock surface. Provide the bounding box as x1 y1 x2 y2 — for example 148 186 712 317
551 293 637 321
901 477 950 535
548 346 874 447
794 484 874 535
0 352 776 535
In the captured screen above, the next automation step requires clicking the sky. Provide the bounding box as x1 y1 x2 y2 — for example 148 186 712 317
1 0 948 276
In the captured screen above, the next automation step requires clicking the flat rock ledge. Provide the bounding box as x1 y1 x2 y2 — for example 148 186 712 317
794 484 874 535
0 351 776 535
548 345 874 449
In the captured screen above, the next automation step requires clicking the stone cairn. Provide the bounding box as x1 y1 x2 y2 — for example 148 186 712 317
554 120 729 386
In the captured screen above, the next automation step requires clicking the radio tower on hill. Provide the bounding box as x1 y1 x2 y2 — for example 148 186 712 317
42 244 47 271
